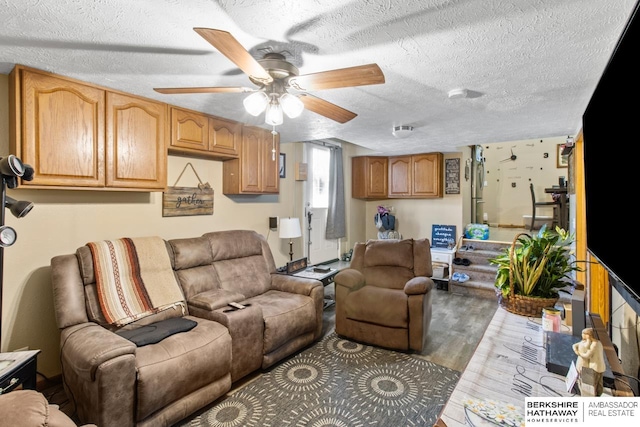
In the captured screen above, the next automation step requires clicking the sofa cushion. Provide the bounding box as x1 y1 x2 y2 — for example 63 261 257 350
175 264 220 301
213 255 271 298
246 290 316 354
363 239 414 269
344 286 408 328
134 316 231 421
0 390 86 427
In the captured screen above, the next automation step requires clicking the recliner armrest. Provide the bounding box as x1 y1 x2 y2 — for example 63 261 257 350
404 276 434 295
60 323 136 381
334 269 365 291
270 273 322 295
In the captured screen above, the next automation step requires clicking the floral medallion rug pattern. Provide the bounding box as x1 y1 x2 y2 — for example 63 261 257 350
176 333 460 427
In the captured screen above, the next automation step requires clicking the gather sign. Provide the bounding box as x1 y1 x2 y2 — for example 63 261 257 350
162 186 214 217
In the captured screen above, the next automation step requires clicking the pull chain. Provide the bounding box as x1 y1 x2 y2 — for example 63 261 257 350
271 126 277 161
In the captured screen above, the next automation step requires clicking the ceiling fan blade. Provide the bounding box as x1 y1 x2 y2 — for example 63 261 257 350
193 28 272 84
289 63 384 91
154 86 254 94
299 94 357 123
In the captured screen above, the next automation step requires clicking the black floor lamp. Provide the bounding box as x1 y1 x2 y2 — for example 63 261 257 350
0 155 34 350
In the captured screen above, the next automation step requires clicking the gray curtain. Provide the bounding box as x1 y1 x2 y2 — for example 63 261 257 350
326 146 346 239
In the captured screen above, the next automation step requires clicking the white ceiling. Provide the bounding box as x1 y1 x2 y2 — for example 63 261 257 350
1 0 637 154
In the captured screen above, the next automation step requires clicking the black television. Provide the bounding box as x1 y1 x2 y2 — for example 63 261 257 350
583 0 640 317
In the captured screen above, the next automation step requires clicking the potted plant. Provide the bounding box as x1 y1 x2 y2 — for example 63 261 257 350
489 225 582 317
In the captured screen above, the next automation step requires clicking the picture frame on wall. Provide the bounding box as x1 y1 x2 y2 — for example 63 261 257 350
279 153 286 178
557 144 568 168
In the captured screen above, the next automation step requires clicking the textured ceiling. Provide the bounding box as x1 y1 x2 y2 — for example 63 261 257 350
0 0 637 154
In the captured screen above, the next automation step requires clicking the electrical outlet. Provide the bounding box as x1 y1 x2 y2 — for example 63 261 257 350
269 216 278 231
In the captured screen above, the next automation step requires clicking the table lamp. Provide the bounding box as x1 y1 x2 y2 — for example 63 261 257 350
279 217 302 261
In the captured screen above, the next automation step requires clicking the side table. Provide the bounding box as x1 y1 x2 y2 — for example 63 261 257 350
292 267 340 309
0 350 40 394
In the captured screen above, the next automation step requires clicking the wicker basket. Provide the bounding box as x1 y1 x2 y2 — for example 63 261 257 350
500 232 559 317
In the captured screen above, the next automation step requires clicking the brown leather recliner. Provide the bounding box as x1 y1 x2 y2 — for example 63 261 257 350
333 238 435 352
50 244 233 427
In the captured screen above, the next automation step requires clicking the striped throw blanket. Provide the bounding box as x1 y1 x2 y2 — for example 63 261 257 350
87 236 185 326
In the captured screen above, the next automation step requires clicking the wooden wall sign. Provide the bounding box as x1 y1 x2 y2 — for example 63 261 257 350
162 163 214 217
445 158 460 194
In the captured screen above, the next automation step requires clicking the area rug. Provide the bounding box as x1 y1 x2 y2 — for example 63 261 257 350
176 333 460 426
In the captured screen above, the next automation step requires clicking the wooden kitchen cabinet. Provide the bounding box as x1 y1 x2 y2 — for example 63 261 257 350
170 107 209 151
223 125 279 194
10 65 168 191
388 156 412 197
14 67 106 188
209 116 241 157
169 107 240 159
388 153 443 198
106 92 167 190
352 156 388 199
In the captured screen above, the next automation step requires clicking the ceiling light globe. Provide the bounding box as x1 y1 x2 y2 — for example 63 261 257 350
265 102 284 126
243 91 269 116
280 93 304 118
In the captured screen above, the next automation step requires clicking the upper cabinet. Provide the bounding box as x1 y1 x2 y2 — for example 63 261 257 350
389 153 443 198
169 106 240 159
353 153 443 200
106 92 168 190
223 126 279 194
10 65 167 191
352 156 388 200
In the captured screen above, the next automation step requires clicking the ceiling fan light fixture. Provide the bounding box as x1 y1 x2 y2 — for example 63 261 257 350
243 91 269 116
265 101 284 126
392 125 414 138
280 93 304 118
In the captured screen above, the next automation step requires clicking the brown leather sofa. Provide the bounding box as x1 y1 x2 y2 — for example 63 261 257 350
169 230 324 381
333 238 434 352
49 230 323 427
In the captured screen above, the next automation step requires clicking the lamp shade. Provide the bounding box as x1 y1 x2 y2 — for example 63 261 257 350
265 101 284 126
243 91 269 116
5 196 34 218
279 217 302 239
280 93 304 118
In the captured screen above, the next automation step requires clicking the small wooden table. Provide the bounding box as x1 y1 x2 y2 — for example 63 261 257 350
0 350 40 394
545 186 569 230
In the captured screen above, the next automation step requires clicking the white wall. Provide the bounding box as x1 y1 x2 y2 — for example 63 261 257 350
481 137 569 227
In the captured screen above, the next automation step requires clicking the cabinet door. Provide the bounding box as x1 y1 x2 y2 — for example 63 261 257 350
240 126 262 193
261 129 279 193
412 153 443 197
388 156 411 197
171 107 208 151
21 70 105 187
352 156 388 199
209 117 240 157
106 92 167 190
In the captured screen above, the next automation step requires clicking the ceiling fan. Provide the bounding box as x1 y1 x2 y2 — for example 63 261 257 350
154 28 385 124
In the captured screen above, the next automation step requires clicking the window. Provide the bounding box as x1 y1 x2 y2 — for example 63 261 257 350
309 146 330 208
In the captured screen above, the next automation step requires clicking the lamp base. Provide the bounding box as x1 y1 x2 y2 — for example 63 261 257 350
289 240 294 261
